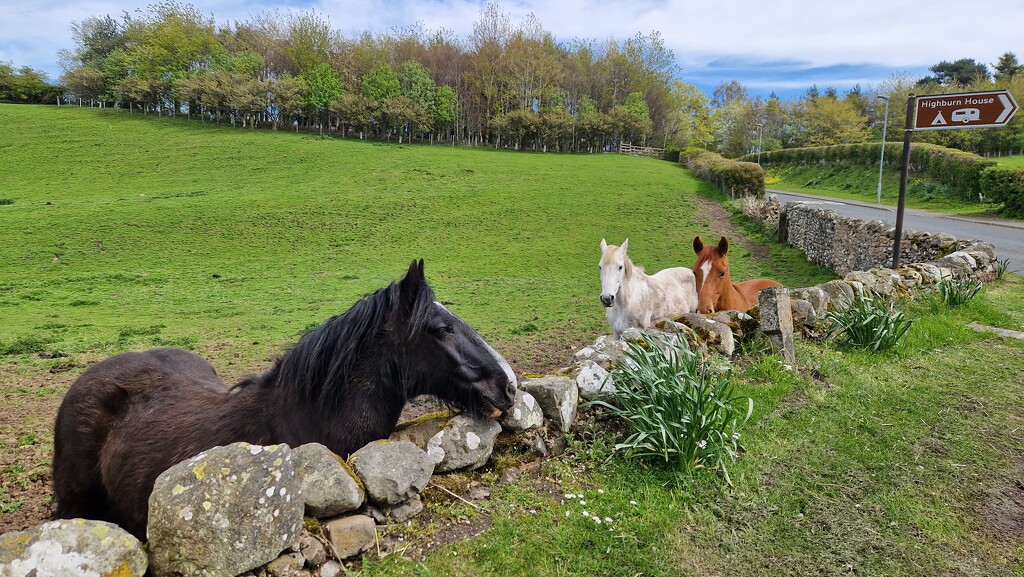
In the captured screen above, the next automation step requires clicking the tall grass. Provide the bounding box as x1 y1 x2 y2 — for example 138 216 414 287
824 293 914 352
590 334 753 484
934 275 984 308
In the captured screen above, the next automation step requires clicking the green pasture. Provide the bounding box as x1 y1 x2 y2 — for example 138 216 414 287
2 105 1023 575
0 105 826 369
765 163 1005 216
995 154 1024 168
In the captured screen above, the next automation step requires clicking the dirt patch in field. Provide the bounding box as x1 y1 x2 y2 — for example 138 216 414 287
981 477 1024 544
0 360 75 535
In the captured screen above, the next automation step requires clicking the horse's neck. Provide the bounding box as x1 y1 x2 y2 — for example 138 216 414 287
721 274 745 310
248 362 408 457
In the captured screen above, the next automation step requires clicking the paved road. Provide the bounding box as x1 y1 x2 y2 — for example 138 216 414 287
768 189 1024 275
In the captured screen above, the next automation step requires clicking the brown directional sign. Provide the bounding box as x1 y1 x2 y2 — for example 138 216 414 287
914 90 1018 131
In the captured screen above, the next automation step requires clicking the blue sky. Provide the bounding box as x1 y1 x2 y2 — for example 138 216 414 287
2 0 1021 100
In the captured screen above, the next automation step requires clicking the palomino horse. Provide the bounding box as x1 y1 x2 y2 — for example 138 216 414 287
692 235 782 313
52 260 517 539
599 239 698 337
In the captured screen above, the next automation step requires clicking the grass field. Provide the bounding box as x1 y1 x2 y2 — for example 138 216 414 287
0 105 824 369
2 105 1023 576
995 154 1024 168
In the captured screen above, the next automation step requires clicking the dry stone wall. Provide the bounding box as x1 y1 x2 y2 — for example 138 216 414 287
779 202 996 279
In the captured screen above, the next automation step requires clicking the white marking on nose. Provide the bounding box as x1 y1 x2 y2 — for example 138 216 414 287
489 342 517 387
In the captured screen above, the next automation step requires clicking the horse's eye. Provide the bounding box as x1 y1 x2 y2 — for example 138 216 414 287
431 324 454 337
618 265 623 271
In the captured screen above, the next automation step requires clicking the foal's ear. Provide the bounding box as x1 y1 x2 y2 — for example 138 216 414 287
620 238 629 253
717 236 729 256
693 235 704 253
600 238 608 252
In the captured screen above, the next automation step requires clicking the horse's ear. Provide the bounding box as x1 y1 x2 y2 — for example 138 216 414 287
620 238 629 254
717 236 729 256
693 236 703 253
399 259 425 304
600 238 607 252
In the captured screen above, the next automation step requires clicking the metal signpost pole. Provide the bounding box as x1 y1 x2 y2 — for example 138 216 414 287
892 94 916 269
756 123 764 165
876 95 890 204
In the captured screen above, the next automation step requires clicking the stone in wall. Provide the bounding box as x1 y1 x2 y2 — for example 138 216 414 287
758 288 796 364
790 286 830 317
500 390 545 432
147 442 303 577
520 376 578 433
0 519 147 577
292 443 365 519
348 441 434 506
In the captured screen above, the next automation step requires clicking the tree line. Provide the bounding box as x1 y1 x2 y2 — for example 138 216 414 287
42 2 674 152
2 1 1022 157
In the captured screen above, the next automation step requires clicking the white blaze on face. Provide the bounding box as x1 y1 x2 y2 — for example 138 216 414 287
599 248 624 300
699 260 711 292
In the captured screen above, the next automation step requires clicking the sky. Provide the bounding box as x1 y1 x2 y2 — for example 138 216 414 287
2 0 1022 99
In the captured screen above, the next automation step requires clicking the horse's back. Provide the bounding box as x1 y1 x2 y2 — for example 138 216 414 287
650 266 698 314
52 347 229 534
733 278 784 309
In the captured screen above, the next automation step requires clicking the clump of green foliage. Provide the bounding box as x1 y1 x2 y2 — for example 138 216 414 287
686 151 765 198
995 258 1011 280
979 165 1024 218
825 293 913 352
590 334 752 484
0 334 47 356
935 275 983 308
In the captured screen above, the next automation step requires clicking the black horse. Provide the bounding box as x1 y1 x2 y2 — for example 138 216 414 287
52 260 517 539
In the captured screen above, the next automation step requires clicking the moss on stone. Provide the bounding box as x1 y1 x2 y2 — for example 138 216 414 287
331 453 366 494
393 411 453 431
303 516 322 534
103 559 134 577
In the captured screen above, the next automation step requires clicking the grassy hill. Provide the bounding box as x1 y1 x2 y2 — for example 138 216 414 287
2 105 1024 576
0 105 824 370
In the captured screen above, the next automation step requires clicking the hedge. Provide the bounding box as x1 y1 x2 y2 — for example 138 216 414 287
741 143 999 203
685 151 765 198
980 165 1024 218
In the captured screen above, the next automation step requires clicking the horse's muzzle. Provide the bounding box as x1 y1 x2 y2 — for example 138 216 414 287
600 294 614 307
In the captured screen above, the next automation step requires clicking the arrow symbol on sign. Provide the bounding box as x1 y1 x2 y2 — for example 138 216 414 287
996 94 1014 123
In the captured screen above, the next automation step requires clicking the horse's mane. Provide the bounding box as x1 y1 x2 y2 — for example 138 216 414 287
624 254 643 278
262 275 437 406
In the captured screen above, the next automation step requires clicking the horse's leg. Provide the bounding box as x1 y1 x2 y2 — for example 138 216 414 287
52 382 127 523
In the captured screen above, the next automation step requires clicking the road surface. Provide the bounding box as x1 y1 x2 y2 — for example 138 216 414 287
768 190 1024 275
